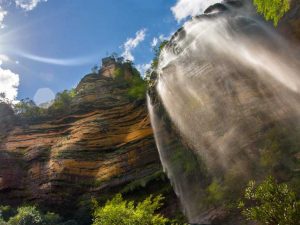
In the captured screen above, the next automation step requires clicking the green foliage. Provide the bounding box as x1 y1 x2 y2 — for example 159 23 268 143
14 98 44 119
127 74 147 100
171 146 204 176
239 176 300 225
258 125 300 183
48 89 76 115
0 205 79 225
206 180 225 206
113 67 124 79
14 89 77 120
0 218 6 225
92 194 170 225
0 205 16 221
151 40 169 71
145 40 168 86
253 0 290 26
114 62 147 100
7 206 44 225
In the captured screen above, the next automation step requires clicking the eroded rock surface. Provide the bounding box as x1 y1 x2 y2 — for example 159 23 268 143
0 63 175 218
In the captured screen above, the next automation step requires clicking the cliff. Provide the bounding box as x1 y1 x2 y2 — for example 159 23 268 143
278 0 300 43
0 61 180 222
148 1 300 224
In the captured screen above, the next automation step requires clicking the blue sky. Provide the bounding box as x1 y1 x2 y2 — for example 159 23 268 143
0 0 219 104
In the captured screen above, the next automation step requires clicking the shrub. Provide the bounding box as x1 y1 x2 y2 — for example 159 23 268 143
127 75 146 100
6 206 62 225
92 194 170 225
0 205 16 221
8 206 44 225
145 40 168 87
14 88 77 120
114 63 147 100
48 89 76 115
253 0 290 26
0 218 6 225
239 176 300 225
114 67 124 79
14 98 43 119
206 180 225 206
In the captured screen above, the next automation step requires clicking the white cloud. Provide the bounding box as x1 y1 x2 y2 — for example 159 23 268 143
122 28 147 61
151 37 158 47
0 7 7 28
15 0 48 11
0 63 20 101
0 54 10 63
171 0 221 22
0 0 46 28
136 63 151 77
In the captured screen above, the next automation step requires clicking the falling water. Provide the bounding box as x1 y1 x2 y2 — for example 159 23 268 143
148 0 300 223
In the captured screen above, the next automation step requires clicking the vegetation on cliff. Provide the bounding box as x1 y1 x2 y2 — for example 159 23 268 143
7 58 147 121
0 205 75 225
253 0 290 26
113 61 147 100
0 193 184 225
92 194 171 225
13 88 77 120
239 176 300 225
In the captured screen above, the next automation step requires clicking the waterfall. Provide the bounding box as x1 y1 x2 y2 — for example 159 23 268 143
148 0 300 223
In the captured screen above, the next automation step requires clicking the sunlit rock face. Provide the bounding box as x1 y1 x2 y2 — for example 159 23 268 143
149 0 300 224
0 65 176 217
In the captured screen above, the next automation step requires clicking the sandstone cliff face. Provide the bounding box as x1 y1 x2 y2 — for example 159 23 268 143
0 66 174 218
279 0 300 43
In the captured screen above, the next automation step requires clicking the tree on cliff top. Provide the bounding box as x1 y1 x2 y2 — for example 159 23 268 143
253 0 290 26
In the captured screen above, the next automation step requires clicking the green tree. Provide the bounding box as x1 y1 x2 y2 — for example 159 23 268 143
0 218 6 225
206 180 225 206
127 74 147 100
48 89 76 115
239 176 300 225
14 98 42 119
253 0 290 26
6 206 62 225
0 205 16 221
92 194 170 225
8 206 44 225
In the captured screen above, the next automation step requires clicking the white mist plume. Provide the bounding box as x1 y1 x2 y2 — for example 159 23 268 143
150 2 300 223
171 0 222 22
